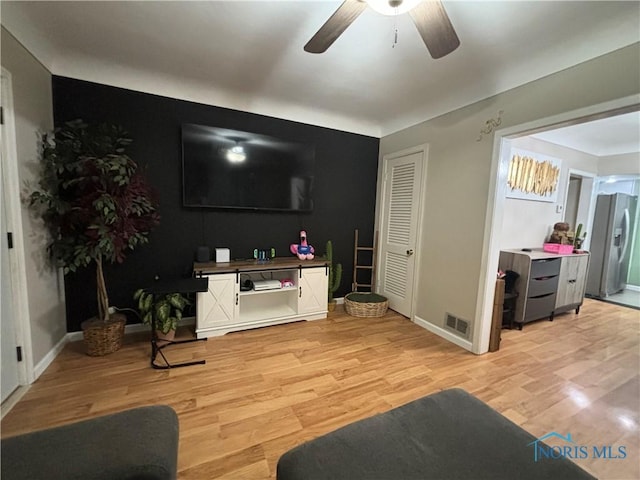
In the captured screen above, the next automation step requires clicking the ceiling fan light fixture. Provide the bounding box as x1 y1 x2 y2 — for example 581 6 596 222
304 0 458 58
365 0 422 16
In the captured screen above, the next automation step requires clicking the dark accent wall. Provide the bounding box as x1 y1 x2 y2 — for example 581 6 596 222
52 76 380 332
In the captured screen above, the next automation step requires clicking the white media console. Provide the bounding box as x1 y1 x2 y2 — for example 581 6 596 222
193 258 329 338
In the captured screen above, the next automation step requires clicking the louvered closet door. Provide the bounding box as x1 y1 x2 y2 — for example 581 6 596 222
379 151 423 317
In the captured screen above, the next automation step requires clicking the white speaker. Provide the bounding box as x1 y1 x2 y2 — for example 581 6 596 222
215 248 230 263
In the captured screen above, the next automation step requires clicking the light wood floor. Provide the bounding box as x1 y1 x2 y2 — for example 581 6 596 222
2 299 638 479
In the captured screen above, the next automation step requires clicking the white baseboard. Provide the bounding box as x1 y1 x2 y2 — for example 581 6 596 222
1 385 29 419
413 315 474 353
626 285 640 292
66 316 197 342
66 323 144 342
34 334 68 379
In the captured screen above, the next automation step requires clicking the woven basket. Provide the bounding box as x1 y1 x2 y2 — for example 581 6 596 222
344 292 389 318
81 313 126 356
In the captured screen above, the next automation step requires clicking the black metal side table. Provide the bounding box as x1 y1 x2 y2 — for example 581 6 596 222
144 277 208 369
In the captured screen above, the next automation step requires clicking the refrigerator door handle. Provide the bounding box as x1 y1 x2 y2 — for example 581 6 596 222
618 208 630 265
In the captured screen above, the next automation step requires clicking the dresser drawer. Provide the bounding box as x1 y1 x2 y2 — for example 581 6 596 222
530 258 561 278
524 293 556 322
527 274 559 298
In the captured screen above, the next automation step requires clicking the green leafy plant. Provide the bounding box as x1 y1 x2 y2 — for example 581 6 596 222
29 119 160 323
326 240 343 303
133 290 190 335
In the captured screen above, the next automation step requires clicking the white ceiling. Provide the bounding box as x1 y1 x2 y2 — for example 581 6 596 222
1 1 639 139
531 111 640 157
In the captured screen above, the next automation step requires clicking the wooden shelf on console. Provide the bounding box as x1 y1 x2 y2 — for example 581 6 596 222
194 257 328 274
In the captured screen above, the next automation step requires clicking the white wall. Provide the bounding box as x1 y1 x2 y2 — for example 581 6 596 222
598 152 640 176
379 43 640 345
1 27 66 371
500 137 598 249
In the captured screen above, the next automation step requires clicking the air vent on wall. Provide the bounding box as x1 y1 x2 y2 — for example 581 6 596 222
445 313 470 339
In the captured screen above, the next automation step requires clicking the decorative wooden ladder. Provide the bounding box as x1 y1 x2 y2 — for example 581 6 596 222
352 229 378 292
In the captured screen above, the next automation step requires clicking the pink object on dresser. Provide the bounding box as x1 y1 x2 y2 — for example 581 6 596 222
543 243 574 254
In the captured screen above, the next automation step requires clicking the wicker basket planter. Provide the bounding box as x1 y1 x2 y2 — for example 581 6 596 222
344 292 389 318
81 313 126 356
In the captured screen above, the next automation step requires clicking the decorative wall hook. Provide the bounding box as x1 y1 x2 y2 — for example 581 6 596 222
476 110 504 141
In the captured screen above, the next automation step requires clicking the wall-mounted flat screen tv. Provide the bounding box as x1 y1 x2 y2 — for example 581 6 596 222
182 124 315 212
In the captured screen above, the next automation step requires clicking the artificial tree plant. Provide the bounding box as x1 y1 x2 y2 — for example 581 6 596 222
29 119 159 352
325 240 343 311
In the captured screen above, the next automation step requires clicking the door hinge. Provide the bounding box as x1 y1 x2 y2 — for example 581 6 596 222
7 232 13 249
16 346 23 362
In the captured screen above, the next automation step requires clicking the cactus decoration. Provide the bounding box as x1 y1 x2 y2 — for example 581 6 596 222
326 240 343 303
573 223 587 249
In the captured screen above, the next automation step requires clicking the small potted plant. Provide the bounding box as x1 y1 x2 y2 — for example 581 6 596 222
325 240 343 312
573 223 587 252
29 119 160 355
133 289 191 343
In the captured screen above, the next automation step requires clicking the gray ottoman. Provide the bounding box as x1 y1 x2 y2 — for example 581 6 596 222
1 405 179 480
277 389 595 480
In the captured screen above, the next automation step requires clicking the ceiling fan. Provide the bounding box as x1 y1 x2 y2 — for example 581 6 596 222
304 0 460 59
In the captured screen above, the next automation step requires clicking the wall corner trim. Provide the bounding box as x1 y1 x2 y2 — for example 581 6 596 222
413 315 474 353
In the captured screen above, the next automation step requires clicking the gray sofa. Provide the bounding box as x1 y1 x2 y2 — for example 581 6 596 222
1 405 178 480
277 388 595 480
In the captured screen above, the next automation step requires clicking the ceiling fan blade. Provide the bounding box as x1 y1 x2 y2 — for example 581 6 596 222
409 1 460 59
304 0 367 54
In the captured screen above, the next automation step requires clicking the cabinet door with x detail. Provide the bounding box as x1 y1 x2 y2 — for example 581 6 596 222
298 267 328 314
196 274 237 333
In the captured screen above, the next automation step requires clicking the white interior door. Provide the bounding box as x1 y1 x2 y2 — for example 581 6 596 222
1 183 20 403
1 68 31 406
378 148 425 317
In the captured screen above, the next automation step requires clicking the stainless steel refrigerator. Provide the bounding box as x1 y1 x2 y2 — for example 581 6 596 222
586 193 637 298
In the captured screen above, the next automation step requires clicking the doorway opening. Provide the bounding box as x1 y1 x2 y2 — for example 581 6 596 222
475 96 640 354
